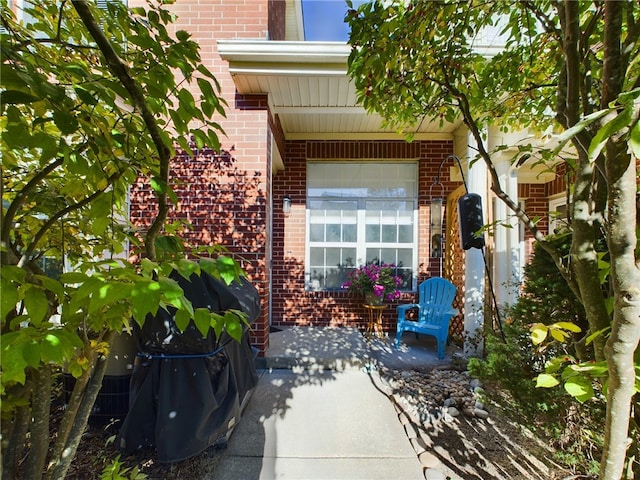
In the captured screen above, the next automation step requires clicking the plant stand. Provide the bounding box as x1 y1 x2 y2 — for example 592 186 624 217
363 304 386 340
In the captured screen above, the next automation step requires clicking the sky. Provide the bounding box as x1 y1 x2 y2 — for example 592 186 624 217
302 0 368 42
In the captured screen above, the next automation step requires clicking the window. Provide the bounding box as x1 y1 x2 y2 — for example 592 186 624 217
306 162 418 291
548 195 570 234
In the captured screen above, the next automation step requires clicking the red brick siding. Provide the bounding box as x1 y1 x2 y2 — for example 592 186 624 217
128 0 272 354
268 0 286 40
547 162 568 197
271 140 458 333
129 147 271 350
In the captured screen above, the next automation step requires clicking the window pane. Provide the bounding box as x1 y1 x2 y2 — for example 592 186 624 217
327 224 341 242
366 224 380 242
325 247 341 267
343 224 357 242
325 267 345 289
309 224 324 242
398 225 413 243
380 248 396 264
381 225 397 242
365 249 380 264
397 248 413 268
310 248 324 266
342 248 357 267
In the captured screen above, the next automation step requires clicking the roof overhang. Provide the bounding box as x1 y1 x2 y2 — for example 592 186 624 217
218 40 460 141
218 40 557 185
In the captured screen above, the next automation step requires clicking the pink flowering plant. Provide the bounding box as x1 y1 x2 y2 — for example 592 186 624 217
342 263 402 301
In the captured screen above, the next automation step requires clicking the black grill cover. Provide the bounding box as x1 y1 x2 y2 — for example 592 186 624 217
117 272 260 463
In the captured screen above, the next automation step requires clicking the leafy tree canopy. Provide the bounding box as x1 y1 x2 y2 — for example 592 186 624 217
1 2 244 478
347 2 639 479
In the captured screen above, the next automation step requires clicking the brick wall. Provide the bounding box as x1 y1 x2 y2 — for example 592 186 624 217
128 0 272 354
268 0 286 40
270 140 458 334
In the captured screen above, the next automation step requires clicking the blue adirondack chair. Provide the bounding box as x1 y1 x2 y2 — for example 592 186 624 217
395 277 459 359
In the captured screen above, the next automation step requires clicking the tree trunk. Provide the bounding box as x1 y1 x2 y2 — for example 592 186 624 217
1 383 32 480
45 330 115 480
22 366 51 480
598 1 640 477
46 343 94 475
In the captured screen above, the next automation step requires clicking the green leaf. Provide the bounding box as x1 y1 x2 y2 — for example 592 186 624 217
176 29 191 41
630 121 640 159
0 90 39 105
40 333 65 365
193 308 211 337
1 265 27 283
586 327 611 345
544 356 567 374
140 258 159 275
89 281 132 314
588 104 632 160
217 256 242 285
177 88 197 117
158 276 183 300
52 110 79 135
1 278 19 321
131 279 161 324
530 323 548 345
22 340 41 368
564 377 594 403
24 287 49 326
535 373 560 388
1 337 28 385
154 235 185 254
60 272 91 285
92 215 111 236
176 259 200 279
223 310 245 342
173 308 190 332
554 322 581 333
149 177 179 205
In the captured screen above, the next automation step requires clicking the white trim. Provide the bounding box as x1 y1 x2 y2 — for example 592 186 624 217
305 162 419 291
218 40 350 64
548 194 569 234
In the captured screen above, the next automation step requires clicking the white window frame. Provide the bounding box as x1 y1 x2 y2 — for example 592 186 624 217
548 194 570 234
305 162 419 292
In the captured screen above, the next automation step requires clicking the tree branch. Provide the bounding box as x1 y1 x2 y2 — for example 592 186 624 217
72 0 170 261
1 158 64 265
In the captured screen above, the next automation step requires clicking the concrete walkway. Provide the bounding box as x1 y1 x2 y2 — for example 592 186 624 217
210 327 453 480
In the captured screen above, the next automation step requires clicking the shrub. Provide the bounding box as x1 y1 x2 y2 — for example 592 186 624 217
469 234 606 474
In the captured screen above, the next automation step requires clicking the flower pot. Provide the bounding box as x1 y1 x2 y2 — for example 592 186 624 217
364 292 384 306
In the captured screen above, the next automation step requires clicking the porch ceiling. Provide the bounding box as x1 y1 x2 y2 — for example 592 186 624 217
217 40 461 141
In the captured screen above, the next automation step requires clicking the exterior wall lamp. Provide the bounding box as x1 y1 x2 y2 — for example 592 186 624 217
282 195 292 215
429 197 443 258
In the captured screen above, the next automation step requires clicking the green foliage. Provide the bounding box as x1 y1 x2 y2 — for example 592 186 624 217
468 234 611 474
509 234 589 334
468 324 605 474
468 324 564 423
100 455 147 480
347 2 640 477
346 0 562 133
1 2 245 478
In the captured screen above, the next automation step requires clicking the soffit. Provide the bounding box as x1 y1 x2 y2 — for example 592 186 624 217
217 40 460 140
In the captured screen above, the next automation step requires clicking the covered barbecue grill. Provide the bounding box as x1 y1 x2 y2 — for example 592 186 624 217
117 271 260 463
